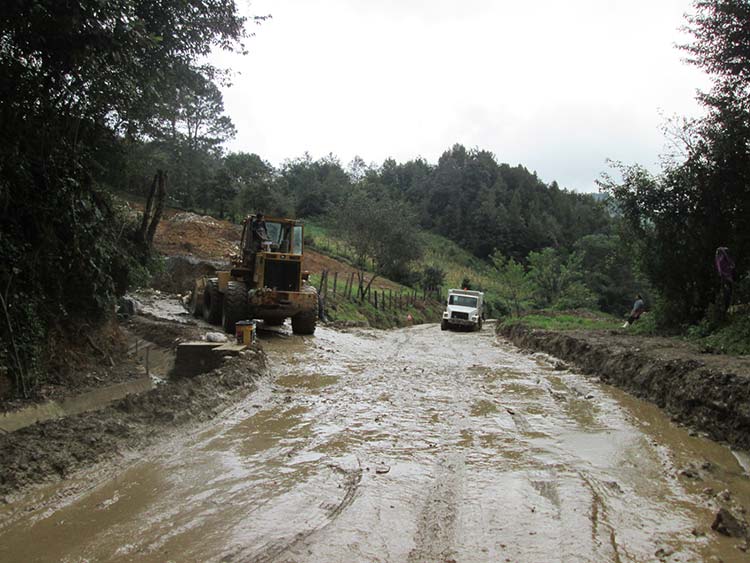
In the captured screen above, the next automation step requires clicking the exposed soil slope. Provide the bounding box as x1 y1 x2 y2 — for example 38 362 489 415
142 205 399 291
152 208 241 260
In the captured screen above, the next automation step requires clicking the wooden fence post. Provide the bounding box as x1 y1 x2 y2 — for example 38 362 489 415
333 271 338 295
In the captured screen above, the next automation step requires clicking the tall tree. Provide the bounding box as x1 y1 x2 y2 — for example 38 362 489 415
334 188 423 284
0 0 256 395
602 0 750 325
490 253 533 317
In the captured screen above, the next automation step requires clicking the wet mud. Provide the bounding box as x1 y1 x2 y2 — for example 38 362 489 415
1 324 749 562
0 343 266 498
501 324 750 450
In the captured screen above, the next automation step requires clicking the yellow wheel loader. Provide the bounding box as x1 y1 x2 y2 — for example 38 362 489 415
191 215 319 335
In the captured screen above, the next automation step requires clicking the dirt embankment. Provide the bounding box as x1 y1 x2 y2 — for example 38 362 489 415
0 337 267 499
500 324 750 450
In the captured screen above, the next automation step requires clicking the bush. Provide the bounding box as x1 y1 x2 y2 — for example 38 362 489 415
628 312 658 336
0 173 152 397
694 314 750 355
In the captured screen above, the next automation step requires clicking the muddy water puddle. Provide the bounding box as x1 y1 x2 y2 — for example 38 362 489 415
1 324 749 562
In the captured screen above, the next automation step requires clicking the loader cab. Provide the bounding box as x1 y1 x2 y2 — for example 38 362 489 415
239 215 305 292
263 221 303 254
241 216 303 257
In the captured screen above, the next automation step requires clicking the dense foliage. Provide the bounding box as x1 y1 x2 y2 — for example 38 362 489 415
0 0 252 395
376 145 613 261
163 144 620 295
601 0 750 327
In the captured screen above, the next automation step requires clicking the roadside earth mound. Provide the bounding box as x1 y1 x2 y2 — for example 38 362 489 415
0 348 266 498
151 255 228 295
501 324 750 450
153 210 241 260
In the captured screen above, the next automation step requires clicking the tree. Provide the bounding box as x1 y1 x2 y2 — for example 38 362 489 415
370 143 611 261
491 253 534 317
681 1 750 95
334 189 423 285
279 154 350 218
150 69 237 208
225 152 288 219
601 0 750 325
527 248 596 310
421 266 446 293
0 0 256 395
573 233 642 314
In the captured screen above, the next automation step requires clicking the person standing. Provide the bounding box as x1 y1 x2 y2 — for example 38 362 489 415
623 295 646 328
251 213 269 251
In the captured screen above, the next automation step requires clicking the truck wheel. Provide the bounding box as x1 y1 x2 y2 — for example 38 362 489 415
441 319 448 331
476 318 483 331
292 311 317 335
222 281 248 333
202 278 223 325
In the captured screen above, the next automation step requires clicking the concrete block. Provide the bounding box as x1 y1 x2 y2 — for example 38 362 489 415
173 342 223 378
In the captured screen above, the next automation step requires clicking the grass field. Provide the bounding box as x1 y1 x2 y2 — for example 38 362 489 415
305 221 504 306
498 310 622 332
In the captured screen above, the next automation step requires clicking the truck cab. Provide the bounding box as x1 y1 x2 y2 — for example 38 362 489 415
441 289 484 331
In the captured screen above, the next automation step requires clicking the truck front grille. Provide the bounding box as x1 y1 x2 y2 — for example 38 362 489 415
451 311 469 320
264 259 300 291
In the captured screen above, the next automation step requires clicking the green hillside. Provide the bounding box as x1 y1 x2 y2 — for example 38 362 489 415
306 221 504 314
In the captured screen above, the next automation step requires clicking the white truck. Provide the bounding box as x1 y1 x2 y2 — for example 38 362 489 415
441 289 484 331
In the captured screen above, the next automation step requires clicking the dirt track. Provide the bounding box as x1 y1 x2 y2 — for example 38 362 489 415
1 321 748 562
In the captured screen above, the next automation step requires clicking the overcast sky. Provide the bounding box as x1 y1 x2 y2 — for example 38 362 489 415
212 0 709 192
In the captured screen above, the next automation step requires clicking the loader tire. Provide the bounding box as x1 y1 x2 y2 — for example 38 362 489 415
189 284 203 317
202 278 223 325
222 281 248 334
291 311 317 335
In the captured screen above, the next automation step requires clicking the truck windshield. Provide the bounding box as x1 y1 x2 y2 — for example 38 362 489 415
449 295 478 308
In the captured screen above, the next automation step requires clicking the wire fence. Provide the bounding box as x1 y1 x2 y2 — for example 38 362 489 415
316 269 443 313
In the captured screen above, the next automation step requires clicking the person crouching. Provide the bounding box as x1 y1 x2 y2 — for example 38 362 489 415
623 295 646 328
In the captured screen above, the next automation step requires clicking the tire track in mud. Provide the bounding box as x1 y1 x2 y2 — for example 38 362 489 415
407 453 465 563
578 470 624 563
224 461 364 563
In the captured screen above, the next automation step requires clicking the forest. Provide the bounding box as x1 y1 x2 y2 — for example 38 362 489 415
1 0 749 397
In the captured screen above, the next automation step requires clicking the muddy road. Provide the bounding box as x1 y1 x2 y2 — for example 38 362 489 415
1 324 749 562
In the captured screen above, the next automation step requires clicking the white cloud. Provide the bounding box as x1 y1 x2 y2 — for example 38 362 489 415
214 0 709 191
